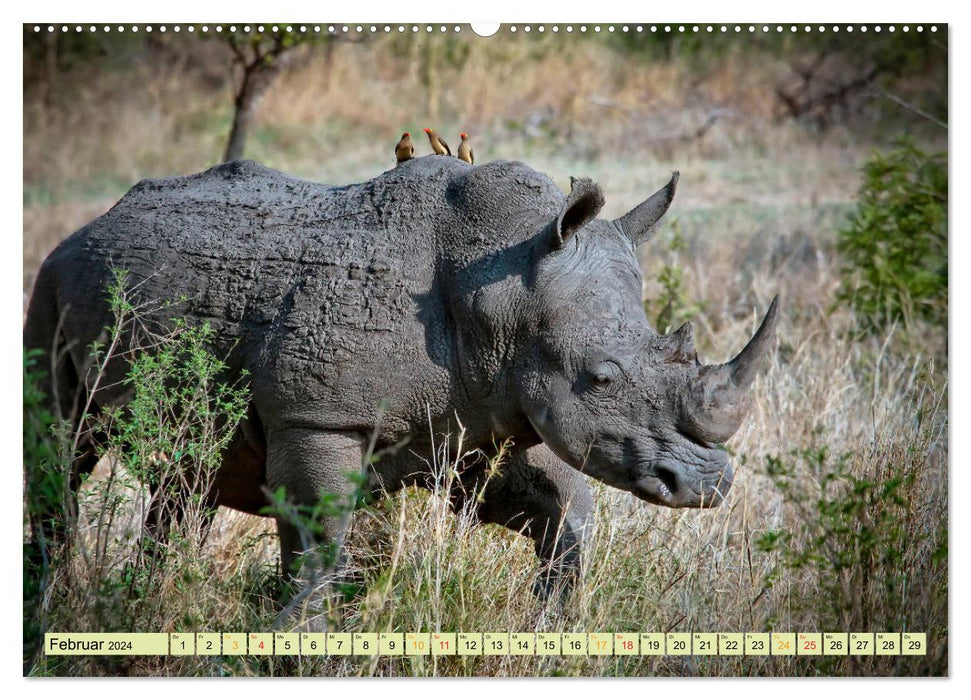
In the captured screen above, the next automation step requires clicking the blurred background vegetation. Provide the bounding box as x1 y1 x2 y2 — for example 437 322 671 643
23 25 948 677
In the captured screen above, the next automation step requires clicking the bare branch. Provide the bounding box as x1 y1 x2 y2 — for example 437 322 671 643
225 32 247 67
873 88 948 131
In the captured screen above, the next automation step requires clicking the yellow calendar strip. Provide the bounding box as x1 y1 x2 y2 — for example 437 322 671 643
406 631 430 655
562 632 586 656
667 632 691 655
850 632 875 655
328 632 352 655
249 633 273 655
222 633 246 655
876 633 900 656
589 632 612 656
43 632 928 657
353 632 378 655
483 632 509 655
275 633 300 656
772 632 796 655
745 632 770 655
170 632 194 656
45 633 168 655
196 632 221 656
301 633 326 655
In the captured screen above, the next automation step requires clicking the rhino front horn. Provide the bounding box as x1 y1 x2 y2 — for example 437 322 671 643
680 295 779 444
614 171 679 246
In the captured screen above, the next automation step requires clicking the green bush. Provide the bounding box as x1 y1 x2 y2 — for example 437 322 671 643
23 349 73 662
756 439 946 665
644 219 703 334
836 140 947 332
106 317 249 494
24 273 257 675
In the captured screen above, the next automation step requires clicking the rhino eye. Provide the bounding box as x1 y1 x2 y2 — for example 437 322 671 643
589 361 621 388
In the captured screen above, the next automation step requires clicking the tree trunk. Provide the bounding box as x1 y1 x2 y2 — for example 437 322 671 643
223 51 296 163
224 67 271 162
224 77 256 162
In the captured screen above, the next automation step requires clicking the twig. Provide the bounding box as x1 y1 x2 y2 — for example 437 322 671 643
647 109 731 145
873 88 948 130
225 33 247 67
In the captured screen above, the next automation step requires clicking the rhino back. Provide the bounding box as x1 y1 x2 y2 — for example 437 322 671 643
41 161 434 425
37 156 566 435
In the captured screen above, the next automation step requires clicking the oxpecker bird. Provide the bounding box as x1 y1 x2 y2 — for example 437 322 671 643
424 127 451 156
457 132 474 164
395 132 415 163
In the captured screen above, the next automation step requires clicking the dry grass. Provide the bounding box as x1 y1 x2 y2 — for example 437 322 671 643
23 32 947 677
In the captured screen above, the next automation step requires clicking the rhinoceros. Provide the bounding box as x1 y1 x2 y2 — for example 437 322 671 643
24 156 777 600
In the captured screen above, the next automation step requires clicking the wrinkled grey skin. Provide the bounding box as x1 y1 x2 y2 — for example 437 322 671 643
24 156 776 600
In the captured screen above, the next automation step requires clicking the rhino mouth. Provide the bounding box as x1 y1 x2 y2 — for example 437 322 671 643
633 460 733 508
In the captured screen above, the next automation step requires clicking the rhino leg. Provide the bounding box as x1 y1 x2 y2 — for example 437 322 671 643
24 307 103 562
456 445 594 600
265 428 366 624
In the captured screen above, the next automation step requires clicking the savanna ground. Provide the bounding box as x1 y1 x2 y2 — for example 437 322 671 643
22 26 948 676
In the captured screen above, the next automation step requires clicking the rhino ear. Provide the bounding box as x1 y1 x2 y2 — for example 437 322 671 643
550 177 606 249
614 172 679 246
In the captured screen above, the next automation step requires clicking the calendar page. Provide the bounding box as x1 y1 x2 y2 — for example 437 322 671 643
21 11 948 678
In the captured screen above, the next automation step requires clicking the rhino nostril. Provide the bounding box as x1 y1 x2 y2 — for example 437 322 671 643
655 466 679 496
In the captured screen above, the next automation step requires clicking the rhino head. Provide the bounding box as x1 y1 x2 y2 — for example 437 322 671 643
505 173 778 508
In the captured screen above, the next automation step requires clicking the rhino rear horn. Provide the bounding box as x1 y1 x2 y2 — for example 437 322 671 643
551 177 606 249
660 321 698 364
614 172 679 246
680 295 779 444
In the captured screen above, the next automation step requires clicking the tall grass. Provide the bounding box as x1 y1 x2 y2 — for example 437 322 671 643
24 278 260 676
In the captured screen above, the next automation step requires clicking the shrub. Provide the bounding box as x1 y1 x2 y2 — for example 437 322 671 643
104 316 250 527
23 349 73 664
755 437 947 673
645 219 703 334
836 139 947 333
24 273 255 675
